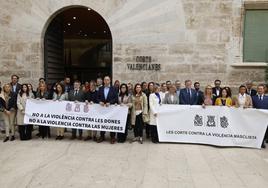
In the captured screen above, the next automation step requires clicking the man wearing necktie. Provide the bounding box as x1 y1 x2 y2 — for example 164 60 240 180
252 84 268 148
179 80 197 105
97 76 119 144
68 80 85 140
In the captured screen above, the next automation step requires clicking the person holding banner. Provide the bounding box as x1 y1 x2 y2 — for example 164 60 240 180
179 80 197 105
117 83 132 143
17 84 35 140
252 84 268 148
131 83 148 144
233 85 253 108
84 81 98 141
97 76 119 144
36 83 50 139
69 80 85 140
0 84 17 142
149 84 162 143
214 87 233 107
53 83 68 140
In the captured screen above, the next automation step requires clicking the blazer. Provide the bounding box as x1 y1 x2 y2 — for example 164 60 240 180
36 91 49 99
212 87 222 97
196 90 204 105
97 86 118 104
179 88 197 105
163 93 179 104
131 93 148 125
149 93 161 126
68 89 85 102
0 92 17 112
17 93 34 125
53 92 68 101
247 89 257 97
252 95 268 110
85 90 98 103
215 97 233 106
10 83 21 94
118 94 132 114
233 94 253 108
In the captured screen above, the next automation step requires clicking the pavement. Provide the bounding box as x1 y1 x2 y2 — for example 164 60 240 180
0 128 268 188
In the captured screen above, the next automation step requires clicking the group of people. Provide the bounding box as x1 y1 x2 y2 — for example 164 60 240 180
0 75 268 148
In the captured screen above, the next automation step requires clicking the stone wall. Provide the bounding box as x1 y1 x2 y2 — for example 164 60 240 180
0 0 266 89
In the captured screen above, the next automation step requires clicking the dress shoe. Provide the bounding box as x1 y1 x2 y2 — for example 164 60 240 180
84 136 92 141
110 138 116 144
97 137 105 143
70 136 76 140
93 136 97 142
10 136 15 141
262 142 266 149
78 136 82 140
56 136 60 140
3 137 9 142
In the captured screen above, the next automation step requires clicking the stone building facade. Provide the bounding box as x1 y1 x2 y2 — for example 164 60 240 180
0 0 267 88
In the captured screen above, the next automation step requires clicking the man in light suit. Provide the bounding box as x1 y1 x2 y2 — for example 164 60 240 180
69 80 85 140
252 84 268 148
179 80 197 105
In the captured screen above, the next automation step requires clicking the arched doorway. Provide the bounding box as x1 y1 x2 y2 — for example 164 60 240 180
44 6 112 84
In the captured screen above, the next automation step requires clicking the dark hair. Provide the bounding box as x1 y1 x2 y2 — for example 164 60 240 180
39 78 45 82
194 82 200 86
55 83 65 95
220 87 231 98
11 74 19 80
141 82 147 87
224 87 232 97
133 83 142 95
239 85 246 90
119 83 128 97
166 80 171 84
73 80 81 84
19 84 29 97
258 84 265 88
214 79 221 84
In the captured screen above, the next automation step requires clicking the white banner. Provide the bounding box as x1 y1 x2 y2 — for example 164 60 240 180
24 99 128 133
157 105 268 149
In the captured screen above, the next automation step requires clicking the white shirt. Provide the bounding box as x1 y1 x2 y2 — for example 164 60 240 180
238 93 246 107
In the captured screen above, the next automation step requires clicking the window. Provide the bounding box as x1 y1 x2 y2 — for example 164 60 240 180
243 10 268 62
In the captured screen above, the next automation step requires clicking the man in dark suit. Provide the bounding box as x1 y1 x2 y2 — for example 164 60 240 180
194 81 204 105
252 84 268 148
69 80 85 140
97 76 119 144
212 79 222 98
246 81 257 97
10 74 21 95
179 80 197 105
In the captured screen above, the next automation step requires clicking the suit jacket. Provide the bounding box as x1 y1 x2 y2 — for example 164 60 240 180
10 83 21 94
85 90 98 103
196 90 204 105
212 87 222 97
233 94 253 108
179 88 197 105
68 89 85 102
163 93 179 104
97 86 118 104
149 93 161 125
247 89 257 97
0 92 17 111
252 95 268 109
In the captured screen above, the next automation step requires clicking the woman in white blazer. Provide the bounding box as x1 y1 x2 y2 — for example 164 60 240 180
149 84 161 143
